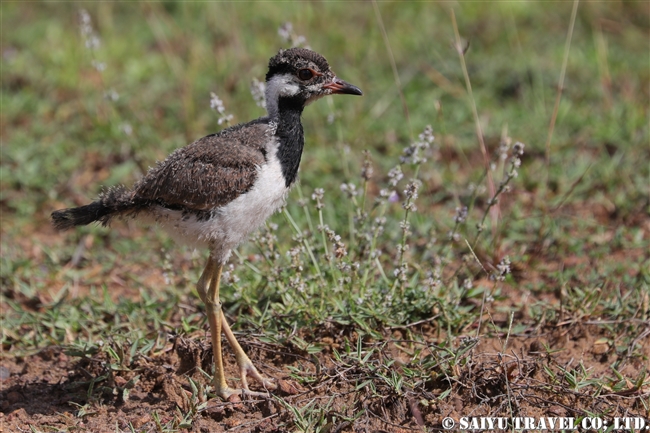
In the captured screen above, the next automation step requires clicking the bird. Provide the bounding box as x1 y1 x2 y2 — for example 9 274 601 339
51 47 362 399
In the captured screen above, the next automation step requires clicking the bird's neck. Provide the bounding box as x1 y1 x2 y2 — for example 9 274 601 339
271 97 305 187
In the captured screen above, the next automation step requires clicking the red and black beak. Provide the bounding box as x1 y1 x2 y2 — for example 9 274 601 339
324 78 363 96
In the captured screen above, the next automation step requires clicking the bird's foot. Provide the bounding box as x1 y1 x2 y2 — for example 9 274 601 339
213 362 276 400
214 385 269 401
236 360 277 394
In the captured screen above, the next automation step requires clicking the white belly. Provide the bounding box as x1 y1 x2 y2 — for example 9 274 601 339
153 154 289 263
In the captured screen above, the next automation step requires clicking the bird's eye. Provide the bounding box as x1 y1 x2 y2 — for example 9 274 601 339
297 69 314 80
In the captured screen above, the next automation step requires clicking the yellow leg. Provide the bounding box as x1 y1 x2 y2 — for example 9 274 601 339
196 257 232 398
195 255 275 399
221 314 276 392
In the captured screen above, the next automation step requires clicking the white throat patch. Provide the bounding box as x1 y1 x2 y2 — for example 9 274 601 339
265 73 301 117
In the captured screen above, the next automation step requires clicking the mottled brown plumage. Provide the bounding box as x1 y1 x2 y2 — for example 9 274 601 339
266 47 331 82
134 120 270 211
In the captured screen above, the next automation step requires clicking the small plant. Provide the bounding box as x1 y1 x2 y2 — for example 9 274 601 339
209 92 234 126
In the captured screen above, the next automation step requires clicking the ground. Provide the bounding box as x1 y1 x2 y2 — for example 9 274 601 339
2 214 648 431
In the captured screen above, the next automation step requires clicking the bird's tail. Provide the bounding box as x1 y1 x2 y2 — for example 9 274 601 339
51 186 143 231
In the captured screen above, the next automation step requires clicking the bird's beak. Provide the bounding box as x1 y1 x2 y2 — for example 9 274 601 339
324 78 363 96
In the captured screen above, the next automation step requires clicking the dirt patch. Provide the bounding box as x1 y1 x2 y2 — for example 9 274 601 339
2 313 649 432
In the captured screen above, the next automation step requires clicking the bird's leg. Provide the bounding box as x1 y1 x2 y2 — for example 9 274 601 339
221 314 277 393
196 255 273 399
196 256 236 399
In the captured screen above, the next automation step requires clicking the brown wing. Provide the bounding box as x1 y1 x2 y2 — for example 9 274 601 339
134 122 269 210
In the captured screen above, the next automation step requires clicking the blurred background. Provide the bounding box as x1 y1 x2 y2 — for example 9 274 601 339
2 2 648 226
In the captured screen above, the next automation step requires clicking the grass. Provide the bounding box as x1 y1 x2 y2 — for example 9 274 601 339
1 2 649 432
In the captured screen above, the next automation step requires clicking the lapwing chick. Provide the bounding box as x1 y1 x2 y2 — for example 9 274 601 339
51 48 362 399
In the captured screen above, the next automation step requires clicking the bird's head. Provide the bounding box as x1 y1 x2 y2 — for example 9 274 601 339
265 47 362 116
